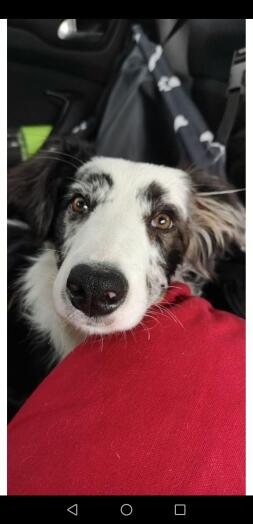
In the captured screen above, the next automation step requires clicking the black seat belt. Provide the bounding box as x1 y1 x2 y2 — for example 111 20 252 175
162 19 189 46
216 48 245 146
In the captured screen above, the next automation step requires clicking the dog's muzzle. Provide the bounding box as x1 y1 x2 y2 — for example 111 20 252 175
66 264 128 317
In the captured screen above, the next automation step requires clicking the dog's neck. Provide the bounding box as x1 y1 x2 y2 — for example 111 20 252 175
21 248 85 361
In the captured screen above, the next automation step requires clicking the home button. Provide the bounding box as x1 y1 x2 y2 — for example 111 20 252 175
120 503 133 516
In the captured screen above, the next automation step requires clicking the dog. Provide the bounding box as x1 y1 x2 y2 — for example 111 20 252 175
8 139 245 415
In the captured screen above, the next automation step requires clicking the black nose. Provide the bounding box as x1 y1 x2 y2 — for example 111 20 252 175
66 264 128 317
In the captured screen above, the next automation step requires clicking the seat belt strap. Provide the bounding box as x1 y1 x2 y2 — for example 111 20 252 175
162 19 189 45
216 48 245 146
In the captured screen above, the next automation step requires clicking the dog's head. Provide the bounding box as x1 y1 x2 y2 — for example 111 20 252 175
8 139 245 335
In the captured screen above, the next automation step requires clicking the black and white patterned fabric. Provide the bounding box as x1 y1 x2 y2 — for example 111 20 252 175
97 25 226 177
133 26 226 176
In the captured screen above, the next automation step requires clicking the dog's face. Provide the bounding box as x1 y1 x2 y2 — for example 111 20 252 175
8 139 245 337
52 157 191 335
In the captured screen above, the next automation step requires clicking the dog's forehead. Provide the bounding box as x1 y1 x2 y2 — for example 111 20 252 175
76 157 191 216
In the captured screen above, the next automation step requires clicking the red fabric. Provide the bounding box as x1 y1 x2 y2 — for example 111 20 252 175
8 283 245 495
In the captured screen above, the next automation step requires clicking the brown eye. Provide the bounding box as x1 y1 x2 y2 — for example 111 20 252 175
70 196 90 215
151 213 174 231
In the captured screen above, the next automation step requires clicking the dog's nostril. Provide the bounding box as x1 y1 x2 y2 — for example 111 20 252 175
67 282 81 294
102 290 118 305
107 291 117 300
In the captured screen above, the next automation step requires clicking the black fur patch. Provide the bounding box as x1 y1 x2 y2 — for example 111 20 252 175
84 173 113 189
156 226 189 281
138 182 189 285
138 182 167 211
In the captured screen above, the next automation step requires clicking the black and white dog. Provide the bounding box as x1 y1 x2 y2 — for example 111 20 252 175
8 139 245 415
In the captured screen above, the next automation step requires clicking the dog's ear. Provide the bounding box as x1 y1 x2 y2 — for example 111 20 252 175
185 171 245 280
8 138 94 240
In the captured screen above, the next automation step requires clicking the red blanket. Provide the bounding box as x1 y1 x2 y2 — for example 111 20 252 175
8 283 245 495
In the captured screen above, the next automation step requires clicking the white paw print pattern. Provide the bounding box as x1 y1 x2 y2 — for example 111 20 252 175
199 131 214 143
200 131 226 159
158 75 181 92
148 46 163 72
174 115 189 132
133 32 141 43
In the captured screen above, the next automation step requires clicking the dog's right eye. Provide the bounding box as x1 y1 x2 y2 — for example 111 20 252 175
70 196 90 215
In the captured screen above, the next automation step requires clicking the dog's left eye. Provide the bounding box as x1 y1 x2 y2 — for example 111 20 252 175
151 213 174 231
70 196 90 215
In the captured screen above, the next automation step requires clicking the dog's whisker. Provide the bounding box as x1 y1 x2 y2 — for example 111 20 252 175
120 330 128 347
148 303 185 329
99 335 104 352
18 137 85 167
167 311 184 329
41 149 84 166
129 328 137 343
41 247 63 256
139 321 152 341
161 310 184 329
143 312 160 324
143 313 162 332
35 153 81 170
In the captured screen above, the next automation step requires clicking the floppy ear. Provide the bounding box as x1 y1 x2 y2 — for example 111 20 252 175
8 138 94 240
185 171 245 280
